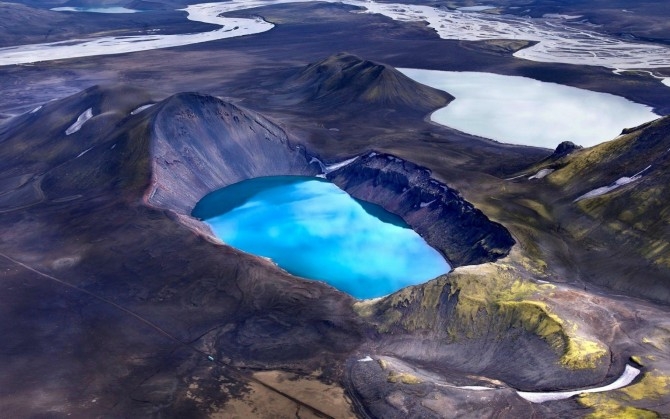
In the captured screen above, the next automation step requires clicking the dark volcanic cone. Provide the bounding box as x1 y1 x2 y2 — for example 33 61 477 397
0 85 363 417
281 52 453 113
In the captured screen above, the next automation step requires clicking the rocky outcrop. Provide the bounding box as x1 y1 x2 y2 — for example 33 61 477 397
327 152 515 267
551 140 582 158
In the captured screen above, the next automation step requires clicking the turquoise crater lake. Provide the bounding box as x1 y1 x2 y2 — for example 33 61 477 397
193 176 451 299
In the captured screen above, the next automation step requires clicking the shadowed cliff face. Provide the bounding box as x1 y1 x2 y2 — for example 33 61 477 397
327 153 515 267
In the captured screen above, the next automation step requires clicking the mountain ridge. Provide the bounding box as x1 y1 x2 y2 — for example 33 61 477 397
280 52 453 113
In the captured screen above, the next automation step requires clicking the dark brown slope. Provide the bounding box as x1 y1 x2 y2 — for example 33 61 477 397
0 83 572 418
0 84 518 417
276 52 453 113
0 85 364 417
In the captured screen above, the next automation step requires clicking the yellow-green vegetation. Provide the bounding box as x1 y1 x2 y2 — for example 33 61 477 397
630 356 643 367
641 328 669 351
518 198 553 222
578 393 659 419
387 372 422 385
561 336 608 370
364 261 607 370
363 276 452 332
621 371 670 401
548 129 637 187
575 370 670 418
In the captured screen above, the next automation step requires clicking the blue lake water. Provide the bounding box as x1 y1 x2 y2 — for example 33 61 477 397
193 176 451 299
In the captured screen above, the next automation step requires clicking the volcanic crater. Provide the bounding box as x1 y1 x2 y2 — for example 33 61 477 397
0 53 665 418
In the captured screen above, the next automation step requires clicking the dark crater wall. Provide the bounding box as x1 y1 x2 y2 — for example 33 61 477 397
327 153 515 267
145 93 513 267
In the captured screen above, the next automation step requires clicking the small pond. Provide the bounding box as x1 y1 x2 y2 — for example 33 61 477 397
193 176 451 299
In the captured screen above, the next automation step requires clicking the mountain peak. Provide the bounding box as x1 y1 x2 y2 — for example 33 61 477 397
283 52 453 112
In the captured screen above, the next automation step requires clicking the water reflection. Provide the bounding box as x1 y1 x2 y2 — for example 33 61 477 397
400 69 659 148
193 176 450 299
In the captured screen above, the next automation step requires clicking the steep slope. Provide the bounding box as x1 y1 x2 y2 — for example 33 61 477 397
540 116 670 302
327 152 515 267
279 52 453 113
0 83 527 417
146 92 321 213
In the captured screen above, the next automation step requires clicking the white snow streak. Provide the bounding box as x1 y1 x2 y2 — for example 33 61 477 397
575 165 652 201
420 200 436 208
65 108 93 135
517 365 641 403
130 104 155 115
76 146 94 158
323 156 358 174
529 169 554 180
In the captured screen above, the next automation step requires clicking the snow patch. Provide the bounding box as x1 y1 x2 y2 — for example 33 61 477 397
51 7 139 13
76 147 94 158
529 168 554 180
458 6 495 12
543 14 582 20
575 165 651 202
65 108 93 135
29 105 42 114
517 365 641 403
420 199 436 208
458 385 496 391
358 356 374 362
323 156 358 174
130 104 154 115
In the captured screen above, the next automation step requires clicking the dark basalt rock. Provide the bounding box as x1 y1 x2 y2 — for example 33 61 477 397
553 140 582 157
327 152 515 267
